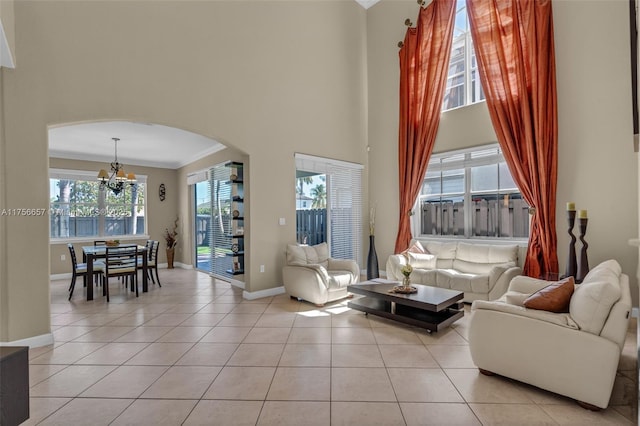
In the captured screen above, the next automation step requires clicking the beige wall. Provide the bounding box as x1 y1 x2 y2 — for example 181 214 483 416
367 0 639 302
48 157 179 275
0 0 367 342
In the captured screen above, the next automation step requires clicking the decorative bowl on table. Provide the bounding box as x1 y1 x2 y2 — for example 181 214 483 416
105 240 120 247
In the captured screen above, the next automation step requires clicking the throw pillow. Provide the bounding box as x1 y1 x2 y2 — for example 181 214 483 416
403 240 429 255
523 277 575 313
407 252 437 269
504 291 530 306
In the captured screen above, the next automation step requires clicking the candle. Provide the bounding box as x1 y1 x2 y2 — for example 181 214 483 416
578 209 588 219
566 202 575 211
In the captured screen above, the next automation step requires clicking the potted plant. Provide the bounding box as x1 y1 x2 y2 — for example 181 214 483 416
164 217 179 269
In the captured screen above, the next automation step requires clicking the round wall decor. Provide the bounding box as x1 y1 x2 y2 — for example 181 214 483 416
231 243 239 254
159 183 166 201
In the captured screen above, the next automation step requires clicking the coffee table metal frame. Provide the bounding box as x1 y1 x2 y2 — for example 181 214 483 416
347 280 464 332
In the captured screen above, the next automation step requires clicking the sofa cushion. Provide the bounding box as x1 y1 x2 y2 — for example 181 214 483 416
286 243 329 267
523 277 574 313
423 241 457 269
503 291 530 306
453 243 518 274
570 279 621 335
436 269 490 294
582 259 622 285
327 270 354 289
407 252 437 269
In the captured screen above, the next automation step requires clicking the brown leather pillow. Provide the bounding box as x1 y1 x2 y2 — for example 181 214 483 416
523 277 575 313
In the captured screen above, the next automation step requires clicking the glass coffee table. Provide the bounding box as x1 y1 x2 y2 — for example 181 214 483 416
347 279 464 332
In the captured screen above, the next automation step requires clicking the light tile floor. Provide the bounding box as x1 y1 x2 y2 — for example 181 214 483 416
25 269 637 425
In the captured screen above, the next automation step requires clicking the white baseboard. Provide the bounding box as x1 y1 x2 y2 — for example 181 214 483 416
243 286 285 300
0 332 54 348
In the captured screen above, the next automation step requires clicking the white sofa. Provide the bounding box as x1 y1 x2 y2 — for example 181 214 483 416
469 260 632 409
283 243 360 306
386 241 522 302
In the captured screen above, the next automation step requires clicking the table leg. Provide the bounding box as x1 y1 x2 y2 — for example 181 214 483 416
86 253 94 301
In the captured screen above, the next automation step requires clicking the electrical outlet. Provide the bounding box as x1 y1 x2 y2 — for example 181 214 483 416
260 265 265 273
279 217 286 225
60 254 66 261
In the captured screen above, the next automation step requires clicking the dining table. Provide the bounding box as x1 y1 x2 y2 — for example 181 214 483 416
82 244 149 301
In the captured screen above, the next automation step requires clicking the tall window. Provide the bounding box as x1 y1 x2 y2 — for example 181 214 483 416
415 144 529 239
295 154 363 265
49 169 146 239
442 0 485 111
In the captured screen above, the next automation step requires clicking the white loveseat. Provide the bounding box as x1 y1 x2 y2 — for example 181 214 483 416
469 260 632 409
283 243 360 306
386 241 522 302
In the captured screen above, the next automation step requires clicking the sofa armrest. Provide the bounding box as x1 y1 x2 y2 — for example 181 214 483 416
328 258 360 282
508 275 555 294
385 254 407 281
488 265 522 300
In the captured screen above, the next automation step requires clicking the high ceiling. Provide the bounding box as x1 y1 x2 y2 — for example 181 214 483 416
46 0 381 169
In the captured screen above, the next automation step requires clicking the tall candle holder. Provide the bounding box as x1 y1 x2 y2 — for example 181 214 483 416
575 217 589 283
564 209 577 279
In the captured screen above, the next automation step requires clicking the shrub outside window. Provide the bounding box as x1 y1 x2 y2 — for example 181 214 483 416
415 144 529 239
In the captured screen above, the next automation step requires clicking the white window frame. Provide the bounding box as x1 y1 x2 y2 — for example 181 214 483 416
49 168 148 242
412 144 529 242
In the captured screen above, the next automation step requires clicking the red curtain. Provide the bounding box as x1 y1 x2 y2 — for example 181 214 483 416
466 0 559 277
394 0 456 254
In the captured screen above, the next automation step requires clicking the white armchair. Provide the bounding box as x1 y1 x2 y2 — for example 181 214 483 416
469 260 631 410
283 243 360 306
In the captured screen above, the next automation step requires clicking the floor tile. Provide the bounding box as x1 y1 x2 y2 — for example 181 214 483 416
141 313 192 326
266 367 330 400
293 314 332 328
124 342 194 365
427 344 476 368
30 342 106 365
183 400 263 425
331 344 384 367
178 313 226 326
331 367 396 402
176 342 239 366
141 365 221 399
71 326 135 342
379 344 439 368
155 326 212 342
445 369 533 403
200 326 252 343
539 403 636 425
30 365 116 397
217 313 261 327
74 342 149 365
226 343 284 366
29 364 67 387
331 327 376 344
80 365 168 398
287 327 332 344
254 313 297 328
279 344 331 367
372 326 423 344
21 398 71 426
110 399 197 425
400 402 482 425
257 401 330 426
470 403 557 425
114 326 173 342
332 401 405 426
37 397 132 425
51 325 96 342
203 366 276 400
387 368 464 402
244 327 291 343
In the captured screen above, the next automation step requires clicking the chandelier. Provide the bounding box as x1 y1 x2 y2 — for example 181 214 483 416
97 137 136 196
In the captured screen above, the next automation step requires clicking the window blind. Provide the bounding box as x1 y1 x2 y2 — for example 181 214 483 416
209 163 232 279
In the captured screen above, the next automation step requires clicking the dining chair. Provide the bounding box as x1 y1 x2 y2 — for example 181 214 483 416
138 240 161 287
103 245 139 302
67 244 104 301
